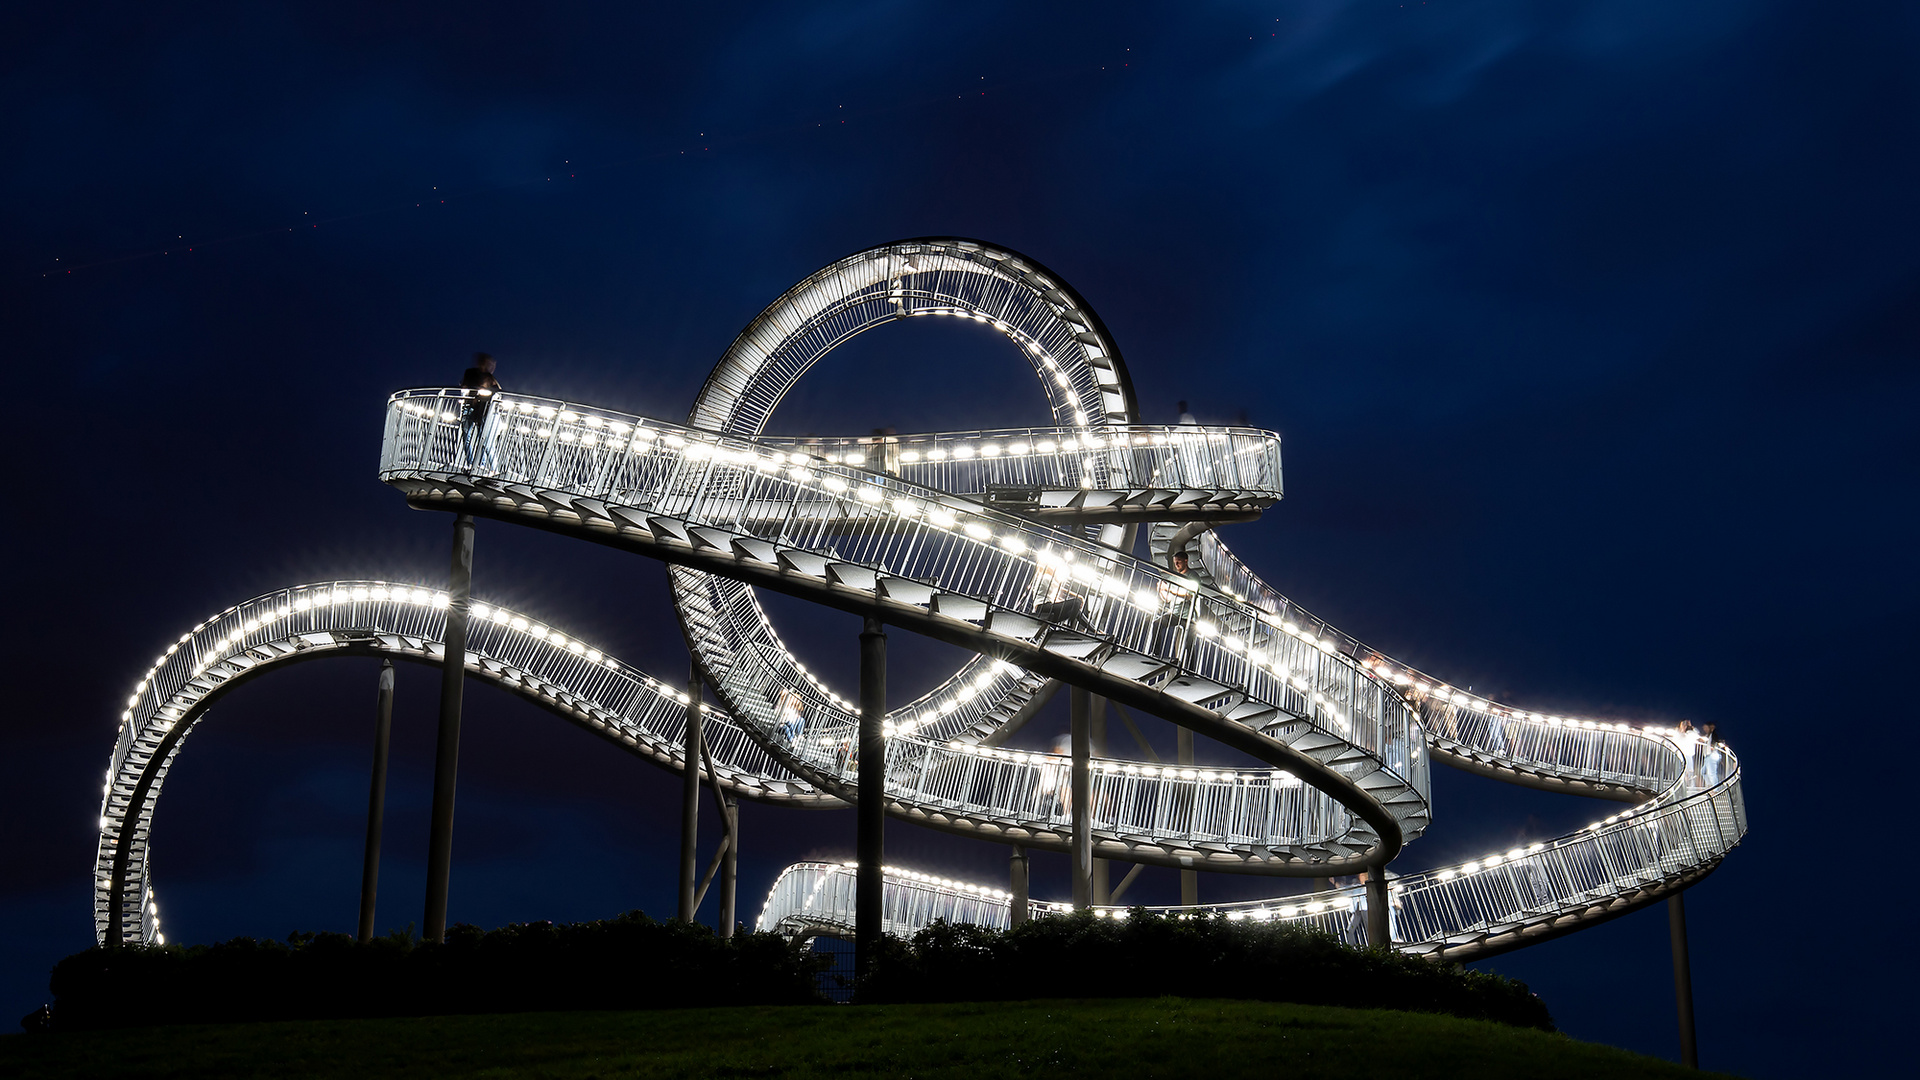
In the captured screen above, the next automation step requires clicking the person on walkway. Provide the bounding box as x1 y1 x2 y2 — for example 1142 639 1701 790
1154 550 1197 660
1698 721 1723 785
1483 700 1508 756
460 352 503 470
1172 402 1205 481
1044 734 1074 817
1673 720 1700 787
1338 874 1368 946
776 688 807 746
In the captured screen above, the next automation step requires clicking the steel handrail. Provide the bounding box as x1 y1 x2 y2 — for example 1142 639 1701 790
380 387 1428 866
92 580 836 944
94 237 1746 967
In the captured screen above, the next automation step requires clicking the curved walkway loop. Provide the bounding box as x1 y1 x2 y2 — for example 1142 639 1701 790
96 238 1744 969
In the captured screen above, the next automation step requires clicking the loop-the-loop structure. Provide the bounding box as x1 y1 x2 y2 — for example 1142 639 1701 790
96 238 1745 965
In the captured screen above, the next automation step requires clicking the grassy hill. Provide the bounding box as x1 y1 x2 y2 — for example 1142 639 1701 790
1 997 1732 1079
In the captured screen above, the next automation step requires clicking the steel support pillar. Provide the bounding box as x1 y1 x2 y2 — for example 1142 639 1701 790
856 617 887 978
1670 892 1698 1069
1010 845 1030 926
1178 725 1197 906
1090 695 1109 906
1365 871 1390 950
1070 687 1093 909
423 513 474 944
678 662 703 922
718 792 738 938
357 660 394 944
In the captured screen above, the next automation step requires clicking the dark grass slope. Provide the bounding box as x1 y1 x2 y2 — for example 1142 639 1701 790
0 998 1733 1080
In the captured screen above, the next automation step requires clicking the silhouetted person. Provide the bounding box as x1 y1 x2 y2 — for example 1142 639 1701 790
1699 721 1724 785
1674 720 1700 786
1177 400 1197 425
460 352 502 469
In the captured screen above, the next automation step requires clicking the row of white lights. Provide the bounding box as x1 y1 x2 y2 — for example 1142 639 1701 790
423 395 1257 496
403 396 1385 746
404 396 1679 792
1360 644 1699 749
935 740 1297 787
911 308 1091 425
400 399 1460 795
117 584 622 752
882 660 1021 736
836 861 1014 901
1176 542 1704 753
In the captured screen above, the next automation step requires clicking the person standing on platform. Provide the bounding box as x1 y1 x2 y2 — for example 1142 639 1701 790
460 352 502 471
1673 720 1700 787
1699 721 1724 785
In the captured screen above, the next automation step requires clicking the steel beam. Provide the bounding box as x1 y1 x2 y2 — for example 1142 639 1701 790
357 660 394 944
423 513 474 943
1178 724 1197 906
1071 687 1092 908
679 662 703 922
1010 845 1029 926
856 617 887 977
1090 694 1109 906
719 792 739 938
1670 892 1698 1069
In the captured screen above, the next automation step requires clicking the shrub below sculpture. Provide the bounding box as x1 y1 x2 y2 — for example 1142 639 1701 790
49 913 828 1029
856 912 1555 1030
43 910 1551 1032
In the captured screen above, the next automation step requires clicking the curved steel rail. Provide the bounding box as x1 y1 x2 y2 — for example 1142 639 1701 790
380 390 1422 869
94 581 834 944
97 238 1746 963
758 760 1744 964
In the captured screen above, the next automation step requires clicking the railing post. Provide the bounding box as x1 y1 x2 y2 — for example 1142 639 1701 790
719 792 738 938
1010 844 1030 926
358 660 394 943
1071 687 1093 909
679 662 703 922
1670 892 1699 1069
423 513 474 943
1178 725 1197 906
856 617 887 978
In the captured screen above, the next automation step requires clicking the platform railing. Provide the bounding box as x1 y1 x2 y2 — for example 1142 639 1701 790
756 761 1744 959
747 425 1281 503
381 388 1431 859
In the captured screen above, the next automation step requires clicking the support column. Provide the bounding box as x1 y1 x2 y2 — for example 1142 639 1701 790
423 513 474 944
1670 893 1698 1069
856 617 887 978
1365 870 1391 950
679 662 703 922
1090 696 1109 906
718 792 739 938
1010 845 1030 926
1178 725 1197 906
1070 687 1093 909
358 660 394 944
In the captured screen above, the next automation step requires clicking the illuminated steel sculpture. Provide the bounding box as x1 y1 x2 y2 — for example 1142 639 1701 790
95 238 1745 975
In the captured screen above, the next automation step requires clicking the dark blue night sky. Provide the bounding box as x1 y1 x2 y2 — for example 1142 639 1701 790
5 3 1915 1074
